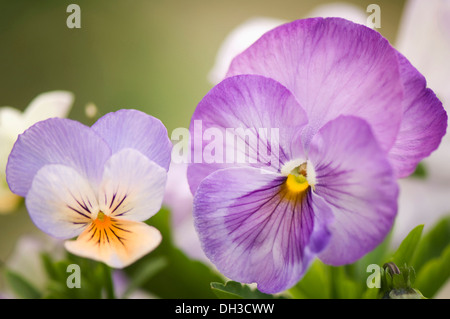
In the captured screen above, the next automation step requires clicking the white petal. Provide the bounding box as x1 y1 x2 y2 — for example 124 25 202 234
99 148 167 222
393 178 450 246
23 91 74 126
396 0 450 107
65 220 162 269
0 107 27 138
26 164 98 239
208 17 286 84
306 2 368 25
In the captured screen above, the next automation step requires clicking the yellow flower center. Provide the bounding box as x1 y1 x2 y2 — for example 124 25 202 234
285 162 311 194
286 174 309 193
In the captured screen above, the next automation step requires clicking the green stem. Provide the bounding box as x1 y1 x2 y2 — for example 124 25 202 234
102 263 116 299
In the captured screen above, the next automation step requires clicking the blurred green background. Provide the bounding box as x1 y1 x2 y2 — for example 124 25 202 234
0 0 405 262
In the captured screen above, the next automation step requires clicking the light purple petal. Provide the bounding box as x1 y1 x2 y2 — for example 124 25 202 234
387 53 447 178
7 118 111 197
194 167 332 293
307 116 398 265
188 75 308 194
92 109 172 171
227 18 404 152
26 164 97 239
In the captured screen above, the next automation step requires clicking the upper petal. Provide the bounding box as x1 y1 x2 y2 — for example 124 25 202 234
6 118 112 196
188 75 308 194
26 164 97 239
91 109 172 171
98 148 167 222
194 167 332 293
388 53 447 178
307 116 398 265
227 18 404 152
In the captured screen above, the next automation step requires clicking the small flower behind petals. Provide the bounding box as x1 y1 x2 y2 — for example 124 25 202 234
6 109 172 268
0 91 73 213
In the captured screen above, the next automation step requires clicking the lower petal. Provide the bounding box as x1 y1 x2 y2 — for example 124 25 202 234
65 219 162 269
307 116 399 265
194 167 332 294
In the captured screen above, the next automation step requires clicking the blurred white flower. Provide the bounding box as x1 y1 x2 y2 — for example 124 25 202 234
0 91 73 213
306 2 368 25
163 161 209 263
208 17 286 85
393 0 450 245
2 234 65 297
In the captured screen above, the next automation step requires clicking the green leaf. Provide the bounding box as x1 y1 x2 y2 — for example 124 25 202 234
391 224 424 267
288 259 331 299
351 230 392 283
412 216 450 272
211 281 282 299
126 208 223 298
329 267 362 299
122 256 167 299
414 244 450 298
411 162 427 179
4 270 42 299
40 252 59 281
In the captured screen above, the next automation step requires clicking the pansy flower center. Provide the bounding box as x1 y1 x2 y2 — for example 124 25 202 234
286 162 310 193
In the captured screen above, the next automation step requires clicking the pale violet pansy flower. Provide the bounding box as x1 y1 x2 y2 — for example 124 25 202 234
6 109 172 268
0 91 73 213
188 18 446 293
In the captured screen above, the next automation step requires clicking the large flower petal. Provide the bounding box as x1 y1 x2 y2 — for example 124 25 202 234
99 148 167 222
188 75 308 194
307 116 398 265
388 53 447 178
65 219 162 269
26 164 98 239
194 167 332 293
92 109 172 171
6 118 111 196
227 18 404 152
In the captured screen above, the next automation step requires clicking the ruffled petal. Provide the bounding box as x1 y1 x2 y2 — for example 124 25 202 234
388 53 447 178
65 219 161 269
7 118 111 197
25 164 98 239
98 148 167 222
227 18 404 152
194 167 332 293
91 109 172 171
188 75 308 194
307 116 398 265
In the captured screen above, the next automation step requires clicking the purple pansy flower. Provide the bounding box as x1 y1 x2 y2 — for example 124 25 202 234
6 109 172 268
188 18 447 293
